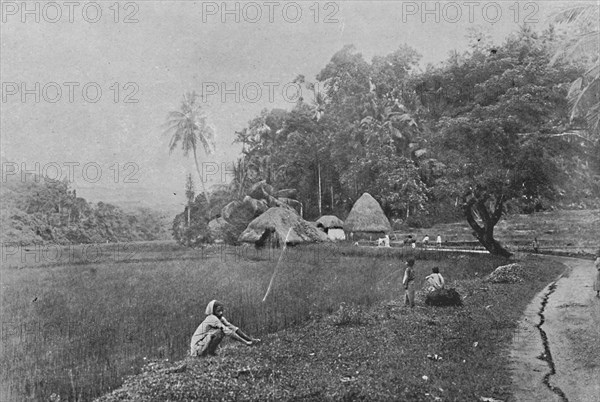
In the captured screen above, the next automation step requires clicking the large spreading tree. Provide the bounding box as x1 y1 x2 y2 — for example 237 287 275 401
419 28 581 256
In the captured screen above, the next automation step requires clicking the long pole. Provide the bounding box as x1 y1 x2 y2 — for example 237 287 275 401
262 228 293 302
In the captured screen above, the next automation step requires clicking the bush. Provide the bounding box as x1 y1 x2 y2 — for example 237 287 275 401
424 288 462 307
484 263 524 283
405 214 433 229
331 303 370 326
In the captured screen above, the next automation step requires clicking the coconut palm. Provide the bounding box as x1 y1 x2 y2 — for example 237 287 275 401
551 3 600 138
165 92 216 204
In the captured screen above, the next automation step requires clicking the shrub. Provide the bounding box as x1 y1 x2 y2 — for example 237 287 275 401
331 303 370 326
405 214 433 229
484 263 524 283
424 288 463 307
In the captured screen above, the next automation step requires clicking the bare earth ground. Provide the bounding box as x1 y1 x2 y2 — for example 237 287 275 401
510 256 600 402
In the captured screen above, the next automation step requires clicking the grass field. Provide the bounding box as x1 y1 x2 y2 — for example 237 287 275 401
96 254 564 402
2 243 481 401
2 209 592 401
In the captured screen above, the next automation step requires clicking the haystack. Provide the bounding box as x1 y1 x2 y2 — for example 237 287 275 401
238 207 329 246
316 215 346 241
344 193 392 239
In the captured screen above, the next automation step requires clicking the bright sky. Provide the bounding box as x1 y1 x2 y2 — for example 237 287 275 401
0 1 576 213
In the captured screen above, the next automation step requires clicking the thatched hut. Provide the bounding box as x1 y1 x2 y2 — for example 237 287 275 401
343 193 392 240
238 207 329 247
316 215 346 241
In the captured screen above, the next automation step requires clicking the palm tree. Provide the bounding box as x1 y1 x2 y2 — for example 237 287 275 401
360 96 418 156
165 92 216 204
551 3 600 138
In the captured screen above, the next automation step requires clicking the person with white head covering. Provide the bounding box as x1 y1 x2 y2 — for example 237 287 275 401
190 300 260 357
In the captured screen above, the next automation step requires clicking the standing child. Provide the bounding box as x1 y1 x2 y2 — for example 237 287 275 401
403 259 416 307
532 237 540 253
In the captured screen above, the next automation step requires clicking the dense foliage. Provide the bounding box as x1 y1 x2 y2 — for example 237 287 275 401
227 29 597 225
0 174 170 245
173 26 599 253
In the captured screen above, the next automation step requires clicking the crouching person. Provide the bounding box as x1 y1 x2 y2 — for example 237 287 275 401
190 300 260 357
425 267 445 293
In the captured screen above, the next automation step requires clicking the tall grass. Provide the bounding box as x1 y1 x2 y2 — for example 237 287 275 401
1 243 505 401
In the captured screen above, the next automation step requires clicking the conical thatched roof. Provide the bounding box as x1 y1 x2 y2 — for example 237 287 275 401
238 207 329 245
316 215 344 229
343 193 392 233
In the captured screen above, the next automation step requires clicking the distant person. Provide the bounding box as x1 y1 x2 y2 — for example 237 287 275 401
403 259 416 307
190 300 260 357
532 237 539 253
422 235 430 245
404 235 413 245
378 234 390 247
594 250 600 298
425 267 445 292
436 235 442 248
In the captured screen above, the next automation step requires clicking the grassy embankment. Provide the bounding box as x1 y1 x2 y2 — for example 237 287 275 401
1 241 564 401
95 252 563 402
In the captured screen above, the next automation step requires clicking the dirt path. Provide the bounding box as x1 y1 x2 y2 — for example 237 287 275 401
510 256 600 402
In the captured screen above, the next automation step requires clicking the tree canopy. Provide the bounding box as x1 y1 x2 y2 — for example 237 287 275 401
176 26 599 254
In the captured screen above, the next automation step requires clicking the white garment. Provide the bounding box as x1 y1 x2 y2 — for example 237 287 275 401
425 273 445 290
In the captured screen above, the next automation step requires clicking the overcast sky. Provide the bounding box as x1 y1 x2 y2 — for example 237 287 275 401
1 1 575 213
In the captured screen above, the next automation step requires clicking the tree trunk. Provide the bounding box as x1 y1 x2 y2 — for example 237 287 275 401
193 148 211 205
464 195 511 257
317 161 322 216
330 185 334 212
238 169 246 199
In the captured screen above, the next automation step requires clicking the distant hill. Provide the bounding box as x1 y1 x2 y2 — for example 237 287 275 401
0 172 171 245
73 185 185 217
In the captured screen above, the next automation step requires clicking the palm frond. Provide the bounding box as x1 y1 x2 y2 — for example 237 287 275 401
567 75 600 140
584 101 600 136
585 64 600 78
566 31 600 60
551 4 599 26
